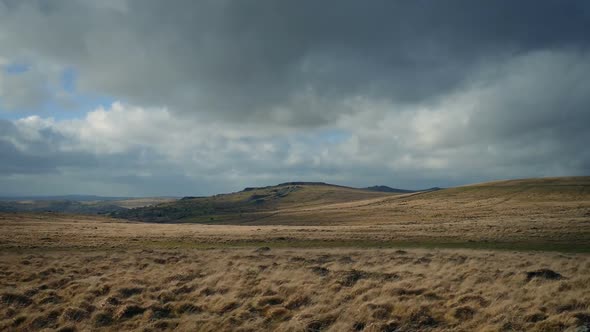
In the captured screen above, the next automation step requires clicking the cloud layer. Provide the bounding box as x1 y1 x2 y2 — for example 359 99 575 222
0 1 589 195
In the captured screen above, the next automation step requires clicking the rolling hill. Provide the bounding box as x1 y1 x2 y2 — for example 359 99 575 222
0 197 176 214
111 182 396 222
362 185 415 193
112 177 590 229
242 176 590 226
362 185 442 193
0 195 131 202
0 200 128 215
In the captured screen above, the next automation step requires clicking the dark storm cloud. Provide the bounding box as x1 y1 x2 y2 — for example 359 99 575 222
0 119 97 174
0 1 589 195
421 50 590 149
2 0 589 125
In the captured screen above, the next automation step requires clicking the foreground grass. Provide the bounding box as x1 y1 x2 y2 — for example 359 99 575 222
1 212 589 331
1 248 589 332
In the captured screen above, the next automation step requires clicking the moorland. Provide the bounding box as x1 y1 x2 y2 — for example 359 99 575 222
1 177 589 331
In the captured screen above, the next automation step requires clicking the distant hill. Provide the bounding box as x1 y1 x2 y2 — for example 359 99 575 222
0 197 177 215
0 200 127 215
111 176 590 225
243 181 350 191
112 182 396 223
7 177 587 224
0 195 131 202
363 186 415 193
363 185 442 193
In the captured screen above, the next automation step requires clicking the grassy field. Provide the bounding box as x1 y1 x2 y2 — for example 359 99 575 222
1 247 589 331
1 177 589 331
1 211 589 252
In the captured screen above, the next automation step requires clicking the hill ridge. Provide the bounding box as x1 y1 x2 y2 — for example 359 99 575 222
243 181 359 192
113 181 394 223
111 176 590 224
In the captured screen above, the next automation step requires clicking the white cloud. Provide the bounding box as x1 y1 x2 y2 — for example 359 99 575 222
0 2 589 195
3 52 588 197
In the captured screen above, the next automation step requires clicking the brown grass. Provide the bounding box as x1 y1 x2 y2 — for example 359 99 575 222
0 177 589 331
1 248 589 331
1 210 588 252
240 178 590 230
113 176 590 227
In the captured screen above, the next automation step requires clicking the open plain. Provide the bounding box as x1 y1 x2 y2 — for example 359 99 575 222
3 2 590 331
1 177 590 331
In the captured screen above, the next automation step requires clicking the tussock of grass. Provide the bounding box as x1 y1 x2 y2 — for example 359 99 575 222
1 248 589 331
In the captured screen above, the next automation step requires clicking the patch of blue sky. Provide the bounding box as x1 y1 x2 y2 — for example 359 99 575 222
315 128 351 144
0 96 112 120
44 94 116 121
288 128 351 147
60 66 77 93
0 93 115 121
2 62 30 75
53 67 116 119
0 66 116 121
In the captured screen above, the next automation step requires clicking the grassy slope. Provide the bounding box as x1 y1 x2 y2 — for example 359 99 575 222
99 176 590 251
115 176 589 228
113 177 590 224
243 176 590 224
112 183 394 222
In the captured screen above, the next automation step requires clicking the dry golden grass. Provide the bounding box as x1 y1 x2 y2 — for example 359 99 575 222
241 177 590 228
1 248 589 331
1 211 588 252
113 177 590 226
1 177 589 331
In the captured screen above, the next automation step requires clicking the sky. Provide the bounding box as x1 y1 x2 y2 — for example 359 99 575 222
1 0 589 197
